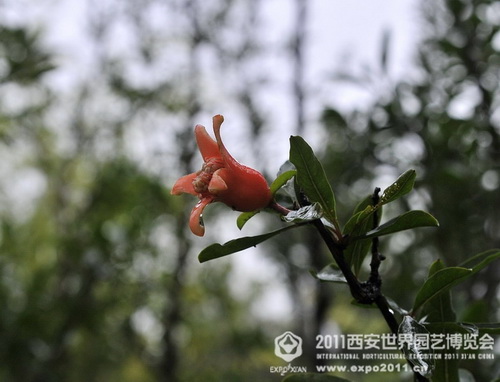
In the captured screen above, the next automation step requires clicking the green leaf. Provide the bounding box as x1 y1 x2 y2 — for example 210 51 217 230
414 251 500 317
311 263 347 283
289 136 337 224
356 210 439 240
198 225 301 263
271 169 297 196
458 248 500 272
420 264 460 382
398 315 434 378
379 169 416 205
237 210 260 230
283 203 322 223
346 240 371 276
343 195 382 275
343 196 379 236
282 374 352 382
420 259 456 322
412 266 473 314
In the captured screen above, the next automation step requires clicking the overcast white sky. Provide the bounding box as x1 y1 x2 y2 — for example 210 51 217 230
1 0 423 164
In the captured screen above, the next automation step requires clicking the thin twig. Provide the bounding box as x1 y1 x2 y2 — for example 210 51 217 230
368 187 382 286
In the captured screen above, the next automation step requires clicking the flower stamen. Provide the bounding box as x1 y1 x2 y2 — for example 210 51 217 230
192 158 224 194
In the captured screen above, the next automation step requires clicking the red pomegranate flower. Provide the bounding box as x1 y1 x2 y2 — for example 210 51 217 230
171 115 272 236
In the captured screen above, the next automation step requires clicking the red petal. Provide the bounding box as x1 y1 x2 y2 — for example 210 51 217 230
212 114 243 174
195 124 221 161
208 170 228 193
171 173 198 195
212 114 268 182
211 115 271 211
189 197 214 236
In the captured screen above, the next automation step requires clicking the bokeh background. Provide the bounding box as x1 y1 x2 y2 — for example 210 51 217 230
0 0 499 381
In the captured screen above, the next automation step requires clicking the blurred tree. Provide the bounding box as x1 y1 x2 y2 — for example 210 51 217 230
0 1 286 381
0 25 175 382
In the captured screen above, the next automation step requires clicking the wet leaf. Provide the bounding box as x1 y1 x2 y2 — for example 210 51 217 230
283 203 322 223
379 169 416 205
398 315 434 378
311 263 347 284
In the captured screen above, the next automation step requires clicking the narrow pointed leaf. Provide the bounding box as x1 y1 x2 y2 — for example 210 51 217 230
199 225 301 263
421 262 460 382
289 136 337 224
420 259 456 322
356 210 438 240
458 249 500 272
414 252 500 316
379 169 416 205
412 267 473 314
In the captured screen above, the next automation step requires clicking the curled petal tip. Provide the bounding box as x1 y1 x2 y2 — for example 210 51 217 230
189 197 213 236
212 114 243 175
212 115 225 140
213 114 224 127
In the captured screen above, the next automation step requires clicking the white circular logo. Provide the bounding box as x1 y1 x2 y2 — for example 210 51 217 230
274 331 303 362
